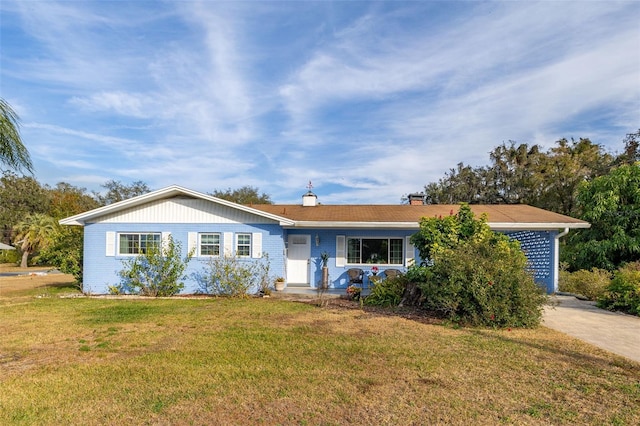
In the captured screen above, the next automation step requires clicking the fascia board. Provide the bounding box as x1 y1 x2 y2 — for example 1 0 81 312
284 221 591 231
287 221 421 229
488 222 591 231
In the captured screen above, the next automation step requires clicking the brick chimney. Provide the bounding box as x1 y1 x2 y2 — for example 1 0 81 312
408 193 425 205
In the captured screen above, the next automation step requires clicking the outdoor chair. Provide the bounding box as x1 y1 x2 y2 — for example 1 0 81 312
347 268 364 287
383 269 402 279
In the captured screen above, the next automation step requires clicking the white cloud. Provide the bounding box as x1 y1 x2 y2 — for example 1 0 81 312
3 1 639 203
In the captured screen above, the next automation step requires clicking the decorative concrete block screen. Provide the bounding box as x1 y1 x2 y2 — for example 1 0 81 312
503 230 553 292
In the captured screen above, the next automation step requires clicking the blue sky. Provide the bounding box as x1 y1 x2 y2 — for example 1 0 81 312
1 1 638 204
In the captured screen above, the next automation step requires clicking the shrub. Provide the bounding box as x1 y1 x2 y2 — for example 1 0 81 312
364 276 406 307
194 254 264 298
598 262 640 316
558 268 612 300
117 236 192 296
418 236 546 328
410 204 547 328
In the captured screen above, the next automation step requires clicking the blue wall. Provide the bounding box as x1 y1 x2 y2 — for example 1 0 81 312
286 228 416 289
83 222 285 294
83 223 557 294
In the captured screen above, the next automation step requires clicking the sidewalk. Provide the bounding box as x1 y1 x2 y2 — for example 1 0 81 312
543 295 640 363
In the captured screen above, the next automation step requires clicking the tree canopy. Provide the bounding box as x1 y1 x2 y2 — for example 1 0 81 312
94 180 151 205
418 136 621 216
0 98 33 174
564 163 640 271
210 186 273 204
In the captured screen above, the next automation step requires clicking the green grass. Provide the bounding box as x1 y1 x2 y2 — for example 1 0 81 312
1 277 639 425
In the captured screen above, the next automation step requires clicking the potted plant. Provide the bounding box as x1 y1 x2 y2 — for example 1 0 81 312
274 277 285 291
320 251 330 289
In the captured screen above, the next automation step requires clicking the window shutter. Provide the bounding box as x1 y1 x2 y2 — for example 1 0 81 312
336 235 346 267
405 236 415 266
106 231 116 256
252 232 262 258
161 232 171 254
188 232 198 256
223 232 233 256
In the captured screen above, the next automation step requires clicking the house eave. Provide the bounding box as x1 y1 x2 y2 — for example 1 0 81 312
489 222 591 231
283 221 591 231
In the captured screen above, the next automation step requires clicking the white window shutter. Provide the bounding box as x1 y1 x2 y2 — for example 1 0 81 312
188 232 198 255
161 232 171 254
223 232 233 256
252 232 262 258
336 235 346 267
405 236 415 266
106 231 116 256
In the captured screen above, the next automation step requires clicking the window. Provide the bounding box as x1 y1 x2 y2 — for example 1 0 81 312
118 233 161 255
236 233 251 257
346 237 403 265
200 233 220 256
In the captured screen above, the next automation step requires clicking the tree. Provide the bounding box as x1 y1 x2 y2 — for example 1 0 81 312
210 186 273 204
0 98 33 174
614 129 640 166
0 171 50 244
418 136 616 216
564 164 640 271
94 180 151 205
47 182 100 219
13 213 58 268
535 138 614 215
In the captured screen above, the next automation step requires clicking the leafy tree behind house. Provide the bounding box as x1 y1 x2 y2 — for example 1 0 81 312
564 163 640 271
0 98 33 174
94 179 151 205
210 186 273 204
416 136 619 216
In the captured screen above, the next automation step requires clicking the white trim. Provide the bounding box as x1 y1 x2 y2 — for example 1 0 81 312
288 221 590 230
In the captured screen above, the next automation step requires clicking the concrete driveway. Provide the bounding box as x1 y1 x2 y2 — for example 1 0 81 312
543 295 640 363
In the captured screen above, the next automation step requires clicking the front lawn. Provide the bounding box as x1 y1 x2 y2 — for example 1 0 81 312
0 273 638 425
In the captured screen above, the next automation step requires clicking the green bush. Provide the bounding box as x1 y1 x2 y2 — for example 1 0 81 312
364 276 406 307
418 236 546 328
117 236 192 297
0 248 20 264
558 268 612 300
194 254 263 298
598 262 640 316
410 204 547 328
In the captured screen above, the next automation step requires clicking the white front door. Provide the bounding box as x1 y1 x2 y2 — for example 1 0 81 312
287 234 311 285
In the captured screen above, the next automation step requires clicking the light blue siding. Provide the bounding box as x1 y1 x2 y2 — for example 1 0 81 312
83 222 285 294
287 228 418 290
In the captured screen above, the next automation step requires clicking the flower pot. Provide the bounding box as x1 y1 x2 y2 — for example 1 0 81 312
275 281 285 291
